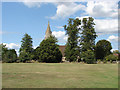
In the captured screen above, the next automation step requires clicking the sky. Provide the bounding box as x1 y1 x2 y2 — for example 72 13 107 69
1 0 119 54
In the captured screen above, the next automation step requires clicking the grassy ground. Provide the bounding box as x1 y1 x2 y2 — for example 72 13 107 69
2 63 118 88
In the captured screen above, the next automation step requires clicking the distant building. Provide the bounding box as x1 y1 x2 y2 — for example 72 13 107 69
59 45 66 57
45 21 66 57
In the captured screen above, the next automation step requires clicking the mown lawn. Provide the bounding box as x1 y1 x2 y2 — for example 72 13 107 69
2 63 118 88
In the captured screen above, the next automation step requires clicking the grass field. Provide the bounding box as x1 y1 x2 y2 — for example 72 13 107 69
2 63 118 88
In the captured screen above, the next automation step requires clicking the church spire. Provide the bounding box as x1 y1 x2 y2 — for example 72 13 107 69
45 21 52 40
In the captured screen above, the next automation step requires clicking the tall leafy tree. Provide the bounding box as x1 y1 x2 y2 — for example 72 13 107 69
80 17 97 63
19 33 33 62
38 36 62 63
95 40 112 60
64 18 81 62
80 17 97 52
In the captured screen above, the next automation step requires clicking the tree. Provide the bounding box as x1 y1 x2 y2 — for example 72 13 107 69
104 54 118 63
80 17 97 52
95 40 112 60
19 50 30 62
64 18 81 62
80 17 97 63
113 50 120 54
30 46 40 61
38 36 62 63
81 49 95 64
1 44 8 62
19 33 33 62
0 44 17 63
5 49 17 63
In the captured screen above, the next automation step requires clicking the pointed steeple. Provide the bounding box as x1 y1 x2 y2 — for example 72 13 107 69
45 21 52 39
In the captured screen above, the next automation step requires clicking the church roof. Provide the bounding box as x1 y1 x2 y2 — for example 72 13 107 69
45 21 52 34
59 45 66 57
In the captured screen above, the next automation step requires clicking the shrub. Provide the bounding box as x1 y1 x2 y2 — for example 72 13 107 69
81 49 95 64
97 59 102 64
104 54 118 63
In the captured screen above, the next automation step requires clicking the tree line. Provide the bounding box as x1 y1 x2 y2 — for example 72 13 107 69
1 17 119 63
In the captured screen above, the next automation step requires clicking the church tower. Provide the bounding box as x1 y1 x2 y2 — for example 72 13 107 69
45 21 52 40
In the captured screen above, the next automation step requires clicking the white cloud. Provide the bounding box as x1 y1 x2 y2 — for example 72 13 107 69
21 0 41 8
86 1 118 18
20 1 118 20
55 26 64 29
94 19 118 34
3 43 20 55
51 2 86 19
52 31 68 44
3 43 20 50
107 35 118 42
76 16 118 35
107 35 119 51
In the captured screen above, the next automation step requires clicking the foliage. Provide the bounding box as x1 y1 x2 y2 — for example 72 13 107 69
38 36 62 63
19 50 31 62
19 33 33 62
97 59 102 64
81 49 95 64
5 49 17 63
34 46 41 60
80 17 97 52
0 44 17 63
64 18 81 62
95 40 112 60
104 54 118 63
113 50 120 54
80 17 97 62
0 44 8 62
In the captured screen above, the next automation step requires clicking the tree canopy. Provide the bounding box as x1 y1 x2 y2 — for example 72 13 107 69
64 18 81 62
80 17 97 52
38 36 62 63
1 44 17 63
95 40 112 60
19 33 33 62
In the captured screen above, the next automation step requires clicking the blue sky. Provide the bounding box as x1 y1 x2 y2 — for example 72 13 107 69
2 1 118 54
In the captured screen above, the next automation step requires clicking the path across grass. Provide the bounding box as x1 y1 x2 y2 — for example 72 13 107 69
2 63 118 88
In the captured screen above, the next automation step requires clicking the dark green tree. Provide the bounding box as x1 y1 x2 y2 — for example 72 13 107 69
95 40 112 60
38 36 62 63
80 17 97 52
64 18 81 62
0 44 17 63
80 17 97 63
81 49 95 64
0 44 8 62
34 46 40 60
19 33 33 62
5 49 17 63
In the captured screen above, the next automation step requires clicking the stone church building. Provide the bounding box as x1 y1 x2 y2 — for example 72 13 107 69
45 21 66 58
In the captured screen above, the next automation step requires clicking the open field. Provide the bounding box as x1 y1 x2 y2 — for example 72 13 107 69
2 63 118 88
